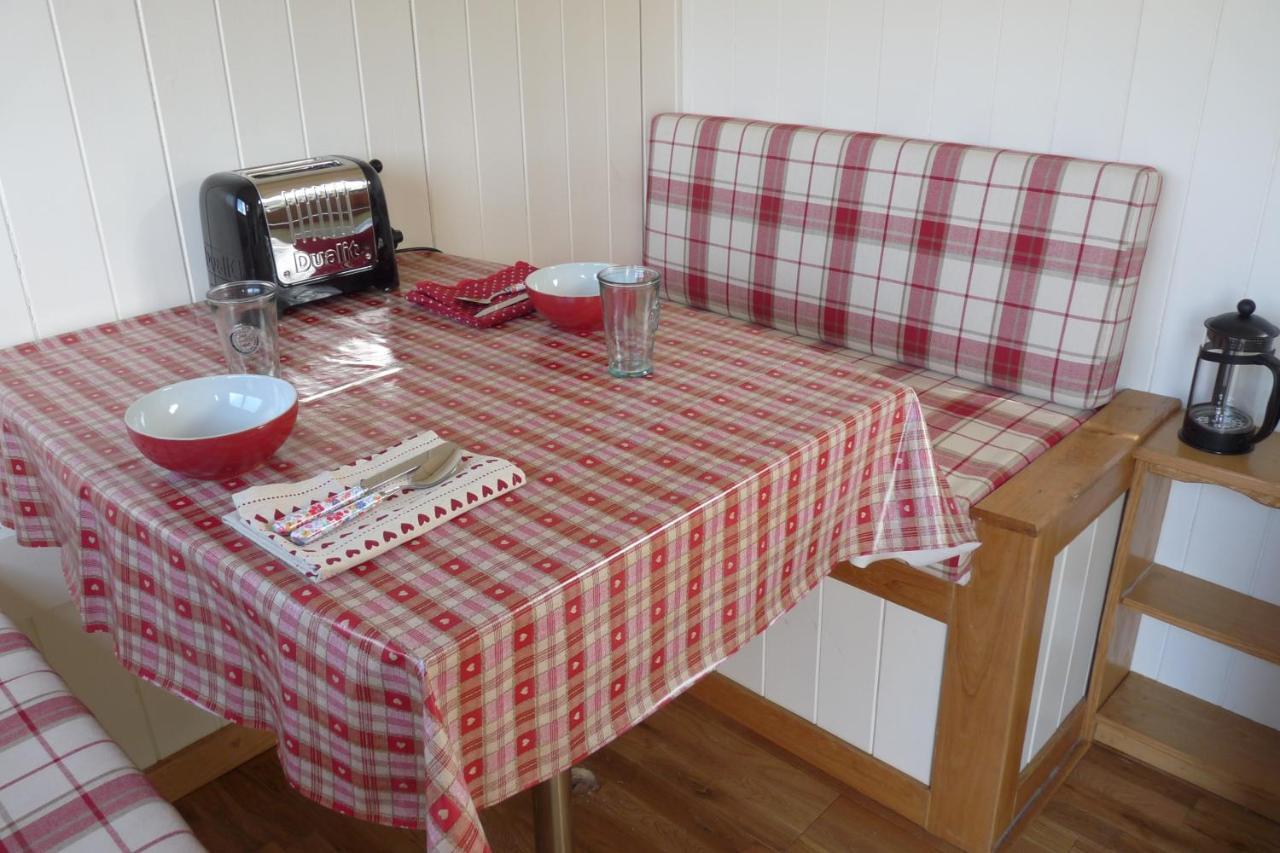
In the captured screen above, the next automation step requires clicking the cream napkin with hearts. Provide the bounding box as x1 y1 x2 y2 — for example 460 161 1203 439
225 432 525 580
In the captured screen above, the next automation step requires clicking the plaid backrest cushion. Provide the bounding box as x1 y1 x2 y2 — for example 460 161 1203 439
643 113 1161 409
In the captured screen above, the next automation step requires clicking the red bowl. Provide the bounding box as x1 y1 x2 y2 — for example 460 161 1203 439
525 263 609 331
124 375 298 479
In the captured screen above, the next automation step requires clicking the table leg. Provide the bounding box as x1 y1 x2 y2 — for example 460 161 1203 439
532 769 573 853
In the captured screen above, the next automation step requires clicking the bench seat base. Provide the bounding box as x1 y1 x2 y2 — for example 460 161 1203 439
849 351 1092 579
0 617 202 852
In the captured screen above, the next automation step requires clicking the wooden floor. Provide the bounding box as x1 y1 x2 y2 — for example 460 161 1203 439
174 692 1280 852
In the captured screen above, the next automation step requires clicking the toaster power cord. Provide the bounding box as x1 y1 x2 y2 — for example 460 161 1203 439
392 227 439 255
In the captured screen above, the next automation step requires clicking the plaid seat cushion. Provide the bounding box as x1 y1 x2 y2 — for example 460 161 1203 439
838 350 1089 579
859 356 1089 511
644 113 1161 409
0 615 203 852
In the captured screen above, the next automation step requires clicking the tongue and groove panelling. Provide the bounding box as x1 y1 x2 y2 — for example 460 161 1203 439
682 0 1280 768
0 0 674 345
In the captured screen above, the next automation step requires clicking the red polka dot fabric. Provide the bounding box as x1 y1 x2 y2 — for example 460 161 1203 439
406 260 537 328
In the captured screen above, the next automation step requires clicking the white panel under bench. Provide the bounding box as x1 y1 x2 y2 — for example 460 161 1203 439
1022 497 1125 767
719 577 948 785
719 497 1127 784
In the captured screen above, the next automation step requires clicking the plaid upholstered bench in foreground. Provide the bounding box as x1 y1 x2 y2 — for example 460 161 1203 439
0 612 203 852
647 114 1179 851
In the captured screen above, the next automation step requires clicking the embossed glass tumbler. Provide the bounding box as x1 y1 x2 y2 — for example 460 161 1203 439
597 265 662 378
207 280 281 377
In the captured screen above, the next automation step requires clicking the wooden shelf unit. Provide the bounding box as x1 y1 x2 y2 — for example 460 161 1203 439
1085 414 1280 821
1134 416 1280 509
1122 561 1280 667
1095 674 1280 823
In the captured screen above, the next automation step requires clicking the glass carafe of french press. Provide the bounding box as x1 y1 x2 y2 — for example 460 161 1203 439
1179 299 1280 454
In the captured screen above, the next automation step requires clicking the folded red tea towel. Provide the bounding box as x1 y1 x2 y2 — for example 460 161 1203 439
406 261 537 328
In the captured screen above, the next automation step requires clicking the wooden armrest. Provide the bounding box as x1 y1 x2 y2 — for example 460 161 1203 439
1079 389 1179 441
973 391 1179 540
973 430 1134 537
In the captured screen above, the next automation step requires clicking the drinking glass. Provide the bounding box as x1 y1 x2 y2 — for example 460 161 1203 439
597 265 661 378
207 280 281 377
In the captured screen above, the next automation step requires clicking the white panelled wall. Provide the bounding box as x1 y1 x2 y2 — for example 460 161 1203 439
690 0 1280 758
0 0 680 346
0 0 679 766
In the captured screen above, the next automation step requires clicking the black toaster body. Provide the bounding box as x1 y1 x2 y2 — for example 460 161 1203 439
200 156 399 309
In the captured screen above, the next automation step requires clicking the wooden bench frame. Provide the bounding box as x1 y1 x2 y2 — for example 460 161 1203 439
691 389 1179 852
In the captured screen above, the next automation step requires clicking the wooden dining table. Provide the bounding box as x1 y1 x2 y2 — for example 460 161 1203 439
0 251 977 851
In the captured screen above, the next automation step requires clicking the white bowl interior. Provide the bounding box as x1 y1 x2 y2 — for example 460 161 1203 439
125 374 297 440
525 262 611 298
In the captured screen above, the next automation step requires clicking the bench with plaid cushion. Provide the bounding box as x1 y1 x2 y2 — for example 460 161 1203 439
0 613 203 852
644 113 1160 579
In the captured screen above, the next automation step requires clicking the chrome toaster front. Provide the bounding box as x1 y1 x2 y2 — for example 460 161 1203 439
200 155 400 309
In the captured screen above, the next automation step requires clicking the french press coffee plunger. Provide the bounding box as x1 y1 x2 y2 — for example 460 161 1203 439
1179 299 1280 455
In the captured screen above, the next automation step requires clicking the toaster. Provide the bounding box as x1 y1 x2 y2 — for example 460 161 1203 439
200 155 401 309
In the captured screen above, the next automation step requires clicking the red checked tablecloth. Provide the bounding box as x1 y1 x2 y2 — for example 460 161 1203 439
0 253 976 851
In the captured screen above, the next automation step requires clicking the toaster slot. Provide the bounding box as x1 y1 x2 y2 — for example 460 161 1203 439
243 158 344 180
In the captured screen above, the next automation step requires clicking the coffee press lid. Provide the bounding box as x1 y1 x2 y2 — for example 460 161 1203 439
1205 299 1278 351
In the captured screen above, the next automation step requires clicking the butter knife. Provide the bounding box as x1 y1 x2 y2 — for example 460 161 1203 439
288 445 464 546
271 443 458 536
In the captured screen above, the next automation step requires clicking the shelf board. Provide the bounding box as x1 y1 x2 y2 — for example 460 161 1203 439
1135 417 1280 509
1122 563 1280 667
1094 674 1280 822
